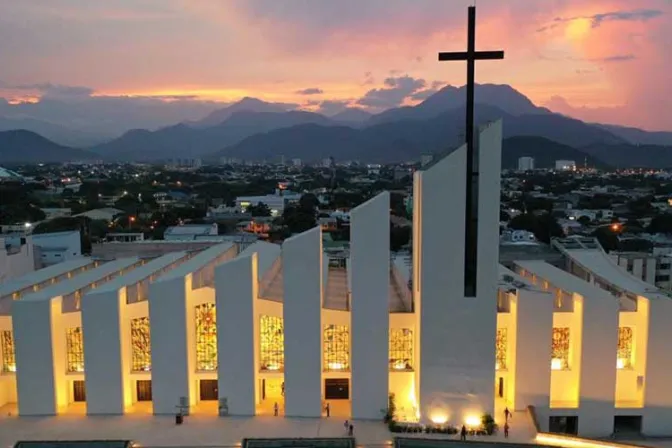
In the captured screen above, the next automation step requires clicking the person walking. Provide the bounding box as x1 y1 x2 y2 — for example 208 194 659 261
504 407 511 422
273 402 279 417
325 402 330 417
348 424 354 437
344 420 349 432
504 422 510 439
460 425 467 441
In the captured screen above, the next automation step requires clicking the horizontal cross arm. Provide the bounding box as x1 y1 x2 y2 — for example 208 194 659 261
438 50 505 61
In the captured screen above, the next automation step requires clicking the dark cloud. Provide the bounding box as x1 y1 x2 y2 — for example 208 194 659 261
362 72 375 85
13 83 95 99
539 9 664 32
357 75 426 108
601 54 636 62
295 87 324 95
316 100 351 116
0 82 220 137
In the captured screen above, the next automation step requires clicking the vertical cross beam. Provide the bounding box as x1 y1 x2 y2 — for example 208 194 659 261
438 6 504 297
464 6 478 297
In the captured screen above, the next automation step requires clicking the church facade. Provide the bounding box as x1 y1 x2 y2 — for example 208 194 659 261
2 121 672 437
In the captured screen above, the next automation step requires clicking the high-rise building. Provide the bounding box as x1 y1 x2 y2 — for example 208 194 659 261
517 156 535 171
555 160 577 171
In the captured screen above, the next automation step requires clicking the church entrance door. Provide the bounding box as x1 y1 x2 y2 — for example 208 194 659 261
200 379 218 401
324 379 349 400
73 380 86 402
137 380 153 401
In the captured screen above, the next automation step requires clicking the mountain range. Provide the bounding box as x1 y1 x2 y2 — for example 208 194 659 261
0 83 671 167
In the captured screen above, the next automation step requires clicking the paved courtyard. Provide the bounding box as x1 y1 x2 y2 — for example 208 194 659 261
0 413 538 448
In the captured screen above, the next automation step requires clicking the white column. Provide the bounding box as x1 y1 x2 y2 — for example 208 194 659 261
149 276 192 415
632 259 644 280
82 289 125 414
512 288 553 410
216 253 258 415
576 292 619 437
416 121 502 425
350 192 390 419
13 299 64 416
282 227 323 417
643 298 672 435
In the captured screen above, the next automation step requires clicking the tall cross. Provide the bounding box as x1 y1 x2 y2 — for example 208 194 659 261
438 6 504 297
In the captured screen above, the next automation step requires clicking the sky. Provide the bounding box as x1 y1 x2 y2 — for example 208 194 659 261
0 0 670 132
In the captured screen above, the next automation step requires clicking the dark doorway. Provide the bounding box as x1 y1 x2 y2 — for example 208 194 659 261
549 416 578 435
498 377 504 398
200 379 218 401
614 416 642 435
324 379 349 400
136 380 152 401
73 380 86 402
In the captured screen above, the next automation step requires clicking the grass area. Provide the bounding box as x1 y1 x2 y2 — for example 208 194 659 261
243 438 355 448
14 442 132 448
394 437 538 448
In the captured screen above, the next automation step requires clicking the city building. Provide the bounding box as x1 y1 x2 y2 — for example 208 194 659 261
75 208 124 222
2 231 81 267
3 122 672 437
164 224 219 241
517 156 535 171
236 190 301 217
555 160 577 171
0 236 38 282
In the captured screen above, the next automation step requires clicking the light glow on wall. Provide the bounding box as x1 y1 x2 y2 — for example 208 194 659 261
430 412 449 424
464 414 481 428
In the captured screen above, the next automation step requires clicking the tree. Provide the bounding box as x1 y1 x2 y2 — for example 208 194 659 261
282 204 316 234
593 226 619 252
299 193 320 211
247 202 271 217
390 225 411 251
648 214 672 234
577 215 591 226
508 212 564 244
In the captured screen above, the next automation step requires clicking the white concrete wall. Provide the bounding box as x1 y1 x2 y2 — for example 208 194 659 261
576 293 619 437
415 121 501 425
282 227 323 417
216 254 258 415
643 298 672 435
13 299 60 415
149 276 191 415
82 289 125 414
513 288 553 410
350 192 390 419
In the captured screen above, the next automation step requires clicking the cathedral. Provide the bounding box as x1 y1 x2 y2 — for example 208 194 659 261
2 121 672 437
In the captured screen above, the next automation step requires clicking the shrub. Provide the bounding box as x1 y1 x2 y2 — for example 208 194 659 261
481 413 498 435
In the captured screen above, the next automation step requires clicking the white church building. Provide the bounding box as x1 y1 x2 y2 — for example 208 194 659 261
1 121 672 437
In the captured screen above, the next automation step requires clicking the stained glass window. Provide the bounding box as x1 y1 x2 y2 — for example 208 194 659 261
389 328 413 371
131 317 151 372
617 327 634 369
66 327 85 373
195 303 217 371
260 315 284 371
496 328 507 370
324 324 349 371
551 327 570 370
1 330 16 373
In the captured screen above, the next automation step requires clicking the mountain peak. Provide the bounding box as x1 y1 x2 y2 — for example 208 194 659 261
194 97 296 128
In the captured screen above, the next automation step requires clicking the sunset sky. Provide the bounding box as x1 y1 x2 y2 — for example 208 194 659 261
0 0 670 131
